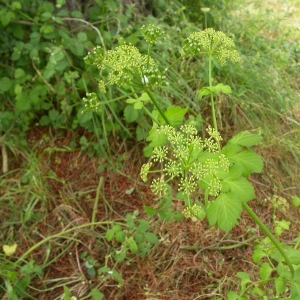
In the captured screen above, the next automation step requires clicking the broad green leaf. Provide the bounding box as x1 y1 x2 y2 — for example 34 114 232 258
274 247 300 265
144 232 159 244
291 281 300 297
229 128 262 147
146 127 167 148
214 83 232 95
62 286 72 299
158 106 188 127
127 237 138 253
252 246 267 264
198 87 212 99
105 228 115 241
222 143 243 156
134 100 143 110
227 291 239 300
276 262 293 280
227 150 264 177
77 32 87 42
222 177 255 202
207 192 243 232
293 197 300 207
115 231 125 243
143 206 157 217
134 233 144 244
137 220 150 233
124 105 138 123
275 276 286 296
198 84 231 100
230 129 263 147
259 262 273 280
0 77 12 93
91 288 104 300
252 286 265 296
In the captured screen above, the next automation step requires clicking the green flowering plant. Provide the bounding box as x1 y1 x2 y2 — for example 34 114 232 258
84 26 300 288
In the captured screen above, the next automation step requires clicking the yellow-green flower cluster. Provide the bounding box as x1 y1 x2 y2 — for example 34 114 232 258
140 124 230 199
141 24 164 46
182 204 203 221
181 28 241 65
85 44 167 90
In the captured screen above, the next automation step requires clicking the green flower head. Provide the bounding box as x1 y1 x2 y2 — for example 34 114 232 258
86 44 167 90
181 28 241 65
82 92 102 113
141 24 164 46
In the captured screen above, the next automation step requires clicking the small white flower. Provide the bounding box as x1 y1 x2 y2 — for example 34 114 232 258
108 270 113 275
142 76 149 84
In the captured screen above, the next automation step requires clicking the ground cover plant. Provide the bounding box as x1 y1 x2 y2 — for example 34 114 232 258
1 0 300 299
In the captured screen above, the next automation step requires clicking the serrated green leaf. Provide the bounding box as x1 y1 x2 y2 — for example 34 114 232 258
134 100 143 110
275 276 286 296
124 105 138 123
222 143 243 156
91 288 104 300
222 177 255 202
134 233 144 244
252 247 267 264
143 206 157 217
137 220 150 233
198 87 212 99
105 228 115 241
158 106 188 127
274 247 300 265
214 83 232 95
227 291 238 300
146 127 167 148
227 150 264 177
230 130 263 147
115 231 125 243
291 281 300 297
252 286 265 296
144 232 159 244
127 237 138 254
207 192 243 232
259 262 273 280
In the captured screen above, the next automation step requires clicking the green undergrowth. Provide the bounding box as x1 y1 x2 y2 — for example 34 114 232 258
1 0 300 299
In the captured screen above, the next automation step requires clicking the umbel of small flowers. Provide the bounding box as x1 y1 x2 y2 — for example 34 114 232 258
83 25 166 94
181 28 240 65
140 124 230 217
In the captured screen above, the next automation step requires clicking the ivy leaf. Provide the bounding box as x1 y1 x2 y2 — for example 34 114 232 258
207 192 243 232
227 150 264 177
222 177 255 202
230 129 263 147
158 106 188 127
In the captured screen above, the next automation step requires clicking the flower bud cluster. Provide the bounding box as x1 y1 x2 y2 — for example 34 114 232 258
140 124 230 199
181 28 241 65
141 24 164 46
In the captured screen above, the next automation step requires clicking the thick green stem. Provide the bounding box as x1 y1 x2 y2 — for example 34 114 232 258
145 89 171 126
242 202 294 277
208 55 218 134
